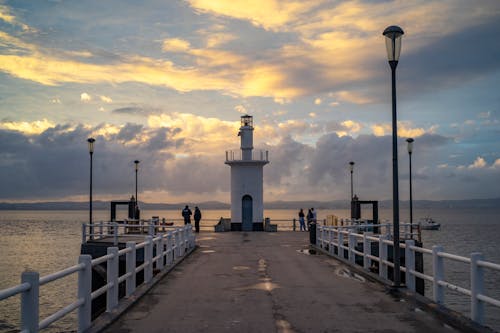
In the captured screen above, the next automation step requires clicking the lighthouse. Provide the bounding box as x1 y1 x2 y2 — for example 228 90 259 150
225 115 269 231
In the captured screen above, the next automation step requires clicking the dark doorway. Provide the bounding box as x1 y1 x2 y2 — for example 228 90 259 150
242 195 253 231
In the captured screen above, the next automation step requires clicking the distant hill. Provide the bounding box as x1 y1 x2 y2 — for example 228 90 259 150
0 198 499 210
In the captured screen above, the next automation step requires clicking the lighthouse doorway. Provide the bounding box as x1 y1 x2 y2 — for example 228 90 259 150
242 195 253 231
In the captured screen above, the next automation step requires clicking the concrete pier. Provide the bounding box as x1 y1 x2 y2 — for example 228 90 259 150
106 232 460 333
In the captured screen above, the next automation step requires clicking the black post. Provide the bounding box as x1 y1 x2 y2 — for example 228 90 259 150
134 160 140 219
87 137 95 240
350 169 353 200
409 147 413 239
390 60 401 287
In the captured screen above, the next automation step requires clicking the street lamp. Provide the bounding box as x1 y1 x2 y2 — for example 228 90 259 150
134 160 140 219
87 137 95 239
349 161 355 200
407 138 414 239
383 25 404 287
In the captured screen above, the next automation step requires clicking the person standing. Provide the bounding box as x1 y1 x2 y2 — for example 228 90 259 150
182 205 192 225
298 208 306 231
194 206 202 233
306 208 313 231
311 207 317 224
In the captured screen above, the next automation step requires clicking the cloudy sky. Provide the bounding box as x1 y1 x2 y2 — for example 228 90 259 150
0 0 499 204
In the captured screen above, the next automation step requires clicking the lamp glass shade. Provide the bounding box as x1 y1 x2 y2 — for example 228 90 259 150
349 161 354 172
87 138 95 153
134 160 140 171
383 26 404 61
407 138 414 154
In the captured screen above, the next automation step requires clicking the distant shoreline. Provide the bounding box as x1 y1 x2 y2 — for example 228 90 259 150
0 198 499 210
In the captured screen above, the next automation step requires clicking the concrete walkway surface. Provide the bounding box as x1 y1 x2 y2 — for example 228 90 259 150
106 231 460 333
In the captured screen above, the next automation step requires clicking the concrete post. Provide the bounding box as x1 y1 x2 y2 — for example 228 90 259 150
363 232 372 270
166 232 173 265
21 271 39 333
113 222 118 245
78 255 92 332
379 234 388 280
348 232 355 265
126 241 136 297
405 240 416 292
145 236 153 283
107 247 119 312
149 223 154 236
432 245 444 304
338 228 344 259
81 224 86 244
293 218 296 231
471 252 484 324
329 227 334 255
158 236 165 270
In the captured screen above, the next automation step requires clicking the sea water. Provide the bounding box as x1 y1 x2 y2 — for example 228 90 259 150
0 207 499 332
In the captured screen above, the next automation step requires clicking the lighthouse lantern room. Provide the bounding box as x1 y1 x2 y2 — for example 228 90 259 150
225 115 269 231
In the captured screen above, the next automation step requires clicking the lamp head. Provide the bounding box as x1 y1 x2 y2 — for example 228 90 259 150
349 161 355 172
134 160 140 171
383 25 404 62
87 138 95 154
406 138 414 154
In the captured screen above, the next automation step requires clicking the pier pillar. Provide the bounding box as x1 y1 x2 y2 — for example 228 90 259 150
21 271 39 333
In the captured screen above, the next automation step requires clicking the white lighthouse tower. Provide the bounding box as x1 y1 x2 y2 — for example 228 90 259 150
225 115 269 231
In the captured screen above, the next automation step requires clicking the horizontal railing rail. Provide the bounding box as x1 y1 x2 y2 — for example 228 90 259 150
316 225 500 326
0 225 195 332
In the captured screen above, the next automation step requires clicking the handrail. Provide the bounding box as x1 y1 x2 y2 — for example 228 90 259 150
315 224 500 326
0 224 196 332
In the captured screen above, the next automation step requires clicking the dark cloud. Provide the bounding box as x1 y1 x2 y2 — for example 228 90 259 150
116 123 143 142
401 18 500 95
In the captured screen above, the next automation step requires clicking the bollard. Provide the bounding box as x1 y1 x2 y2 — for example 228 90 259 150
293 218 296 231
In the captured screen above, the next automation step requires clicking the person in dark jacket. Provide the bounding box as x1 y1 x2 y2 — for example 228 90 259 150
182 205 192 225
194 206 202 233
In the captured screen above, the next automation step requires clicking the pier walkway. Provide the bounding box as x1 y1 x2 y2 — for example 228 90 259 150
106 232 458 333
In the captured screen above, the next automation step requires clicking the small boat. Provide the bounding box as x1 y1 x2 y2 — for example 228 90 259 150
418 217 440 230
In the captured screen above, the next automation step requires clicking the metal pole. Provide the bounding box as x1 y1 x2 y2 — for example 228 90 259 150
350 169 353 200
409 150 413 239
89 151 93 239
390 60 401 287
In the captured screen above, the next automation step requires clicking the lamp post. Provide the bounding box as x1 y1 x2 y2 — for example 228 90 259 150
134 160 140 219
349 161 355 200
383 25 404 287
407 138 414 239
87 138 95 239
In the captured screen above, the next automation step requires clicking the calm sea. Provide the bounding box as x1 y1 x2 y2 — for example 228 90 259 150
0 207 499 332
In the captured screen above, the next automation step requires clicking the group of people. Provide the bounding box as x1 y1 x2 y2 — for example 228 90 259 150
182 205 202 233
298 208 316 231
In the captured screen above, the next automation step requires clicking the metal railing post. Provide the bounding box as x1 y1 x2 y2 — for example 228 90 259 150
405 240 416 292
21 271 39 333
99 221 103 239
338 228 344 259
158 236 166 270
126 241 136 297
432 245 445 304
166 232 173 265
471 252 484 324
363 232 372 270
149 223 155 236
348 232 355 265
78 255 92 332
379 234 388 280
293 218 296 231
82 224 87 244
113 222 119 245
107 247 119 312
145 236 153 283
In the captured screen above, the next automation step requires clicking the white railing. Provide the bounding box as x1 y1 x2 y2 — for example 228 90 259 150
82 219 187 244
225 150 269 162
316 225 500 326
0 225 195 332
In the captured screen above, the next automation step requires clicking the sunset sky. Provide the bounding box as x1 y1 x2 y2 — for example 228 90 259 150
0 0 499 204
